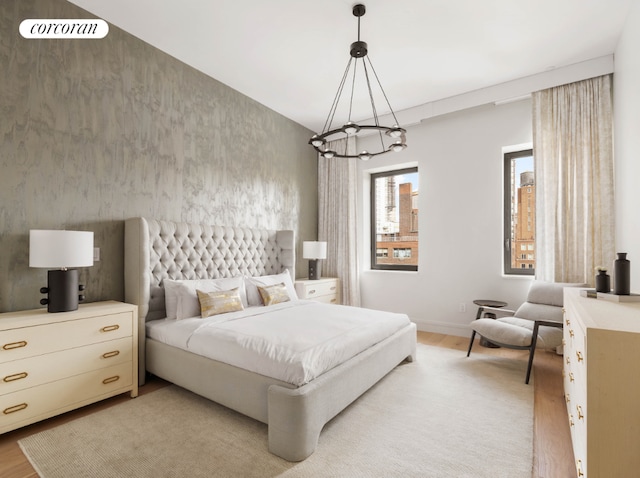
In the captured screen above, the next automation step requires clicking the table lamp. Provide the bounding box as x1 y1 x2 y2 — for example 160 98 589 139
29 230 94 312
303 241 327 280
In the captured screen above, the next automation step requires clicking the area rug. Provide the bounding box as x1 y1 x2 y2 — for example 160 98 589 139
19 344 533 478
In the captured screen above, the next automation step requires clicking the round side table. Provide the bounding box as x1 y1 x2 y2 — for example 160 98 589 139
473 299 508 348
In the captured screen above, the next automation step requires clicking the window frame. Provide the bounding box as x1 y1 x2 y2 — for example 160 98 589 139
370 167 418 272
503 149 535 276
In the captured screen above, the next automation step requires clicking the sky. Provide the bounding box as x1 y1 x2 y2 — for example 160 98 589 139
515 155 534 187
397 172 419 192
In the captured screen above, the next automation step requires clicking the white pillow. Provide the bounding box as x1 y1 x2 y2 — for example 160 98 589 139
164 277 247 320
244 270 298 306
163 279 186 320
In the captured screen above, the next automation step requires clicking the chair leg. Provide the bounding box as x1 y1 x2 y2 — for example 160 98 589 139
466 330 476 357
525 323 541 384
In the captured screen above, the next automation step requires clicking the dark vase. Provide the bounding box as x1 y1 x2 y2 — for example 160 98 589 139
614 253 631 295
595 269 611 293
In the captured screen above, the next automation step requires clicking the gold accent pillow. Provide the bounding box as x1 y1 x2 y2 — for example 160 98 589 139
196 288 244 318
257 282 291 306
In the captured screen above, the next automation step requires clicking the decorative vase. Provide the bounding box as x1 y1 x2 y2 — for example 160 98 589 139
613 253 631 295
595 269 611 293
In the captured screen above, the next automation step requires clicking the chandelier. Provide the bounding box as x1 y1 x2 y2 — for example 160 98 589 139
309 4 407 161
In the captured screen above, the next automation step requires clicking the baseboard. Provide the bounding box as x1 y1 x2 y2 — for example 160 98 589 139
413 319 471 338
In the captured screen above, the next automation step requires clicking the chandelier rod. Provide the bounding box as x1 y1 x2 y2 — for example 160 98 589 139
366 55 402 126
321 57 353 135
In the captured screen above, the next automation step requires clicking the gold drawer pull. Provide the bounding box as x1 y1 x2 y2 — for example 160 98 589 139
3 403 28 415
566 356 571 365
576 405 584 420
3 372 28 383
565 317 570 326
569 329 574 338
576 460 584 477
102 375 120 384
569 414 574 427
3 340 27 350
562 338 566 346
565 393 570 403
576 351 584 362
569 372 574 383
101 325 120 333
102 350 120 359
308 289 316 295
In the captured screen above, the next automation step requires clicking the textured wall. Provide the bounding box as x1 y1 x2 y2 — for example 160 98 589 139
0 0 318 312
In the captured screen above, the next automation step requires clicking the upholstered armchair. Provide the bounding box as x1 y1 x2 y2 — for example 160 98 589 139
466 281 585 384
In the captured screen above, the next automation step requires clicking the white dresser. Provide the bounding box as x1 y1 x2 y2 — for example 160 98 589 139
563 288 640 478
0 301 138 434
295 278 341 304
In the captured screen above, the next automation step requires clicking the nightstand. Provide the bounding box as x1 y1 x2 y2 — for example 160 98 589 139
0 301 138 434
295 278 341 304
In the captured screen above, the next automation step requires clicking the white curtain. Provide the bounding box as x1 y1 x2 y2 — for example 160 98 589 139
318 138 361 306
532 74 615 285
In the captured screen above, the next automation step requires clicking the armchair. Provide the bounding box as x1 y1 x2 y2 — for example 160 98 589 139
466 281 585 384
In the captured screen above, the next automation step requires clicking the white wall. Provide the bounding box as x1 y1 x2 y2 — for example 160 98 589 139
614 0 640 293
355 48 636 336
357 100 534 336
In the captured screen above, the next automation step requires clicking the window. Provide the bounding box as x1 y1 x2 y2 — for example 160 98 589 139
503 149 535 275
370 167 418 271
393 248 412 259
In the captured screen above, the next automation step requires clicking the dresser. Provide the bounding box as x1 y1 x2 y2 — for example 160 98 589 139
294 278 341 304
563 288 640 478
1 301 138 434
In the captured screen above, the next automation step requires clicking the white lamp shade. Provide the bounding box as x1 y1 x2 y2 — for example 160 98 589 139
302 241 327 260
29 230 94 268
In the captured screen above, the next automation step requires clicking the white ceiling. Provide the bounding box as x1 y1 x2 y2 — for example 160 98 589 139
69 0 633 132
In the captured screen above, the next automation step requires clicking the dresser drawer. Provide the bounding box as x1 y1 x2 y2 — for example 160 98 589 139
296 279 340 302
0 361 133 433
0 312 133 362
0 336 133 396
304 281 337 297
311 293 340 304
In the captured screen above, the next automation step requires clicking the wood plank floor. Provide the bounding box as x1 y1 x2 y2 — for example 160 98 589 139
0 331 576 477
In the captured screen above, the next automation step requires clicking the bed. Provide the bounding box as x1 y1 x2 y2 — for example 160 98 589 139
124 217 417 461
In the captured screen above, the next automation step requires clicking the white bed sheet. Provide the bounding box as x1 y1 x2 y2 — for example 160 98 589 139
146 300 411 386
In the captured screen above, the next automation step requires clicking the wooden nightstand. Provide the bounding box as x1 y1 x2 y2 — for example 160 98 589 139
295 278 341 304
0 301 138 434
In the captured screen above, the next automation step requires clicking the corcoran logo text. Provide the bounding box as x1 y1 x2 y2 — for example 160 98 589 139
20 19 109 39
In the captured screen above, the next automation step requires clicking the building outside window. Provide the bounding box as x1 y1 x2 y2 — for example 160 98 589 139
393 248 412 258
504 149 535 275
370 167 418 271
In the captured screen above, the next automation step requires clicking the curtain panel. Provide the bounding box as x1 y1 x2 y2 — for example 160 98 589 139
318 138 361 306
532 74 615 285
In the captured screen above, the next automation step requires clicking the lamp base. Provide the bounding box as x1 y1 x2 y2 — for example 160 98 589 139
43 269 80 313
308 260 322 280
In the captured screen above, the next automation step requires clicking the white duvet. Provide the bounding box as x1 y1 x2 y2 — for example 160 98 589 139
146 300 411 386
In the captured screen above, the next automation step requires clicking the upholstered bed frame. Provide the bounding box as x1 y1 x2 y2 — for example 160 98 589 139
124 217 416 461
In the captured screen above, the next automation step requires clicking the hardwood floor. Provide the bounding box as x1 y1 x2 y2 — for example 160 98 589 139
0 332 575 477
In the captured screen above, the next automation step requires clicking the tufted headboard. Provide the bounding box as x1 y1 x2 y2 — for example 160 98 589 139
124 217 295 322
124 218 295 385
